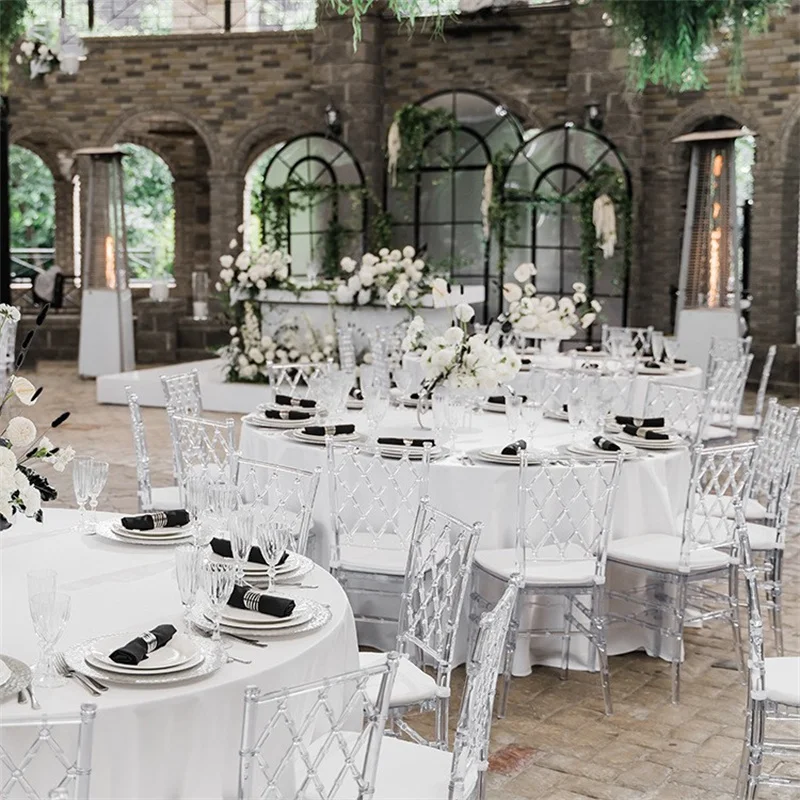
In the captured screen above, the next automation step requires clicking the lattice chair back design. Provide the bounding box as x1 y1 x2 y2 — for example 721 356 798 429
266 361 330 402
362 499 481 750
595 372 636 416
738 345 777 431
336 324 357 374
161 369 202 415
643 381 711 444
600 324 653 355
709 334 752 363
235 456 322 558
527 367 579 413
0 703 96 800
168 413 236 503
735 513 800 798
706 352 754 436
237 654 400 800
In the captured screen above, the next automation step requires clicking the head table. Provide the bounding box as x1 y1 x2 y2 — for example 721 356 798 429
0 509 358 800
239 403 693 674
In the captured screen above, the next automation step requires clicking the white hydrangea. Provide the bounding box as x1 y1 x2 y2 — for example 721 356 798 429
5 417 36 449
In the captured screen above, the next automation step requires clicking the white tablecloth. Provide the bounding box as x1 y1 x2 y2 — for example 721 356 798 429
239 405 691 672
0 509 358 800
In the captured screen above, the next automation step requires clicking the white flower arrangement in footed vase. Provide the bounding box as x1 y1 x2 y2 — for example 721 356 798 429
0 304 74 528
500 262 602 346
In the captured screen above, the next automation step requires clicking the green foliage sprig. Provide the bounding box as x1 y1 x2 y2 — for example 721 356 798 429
0 0 28 93
389 103 458 182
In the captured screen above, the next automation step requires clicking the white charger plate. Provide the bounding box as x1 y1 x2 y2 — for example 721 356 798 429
0 658 11 688
563 442 638 460
192 600 331 640
85 632 200 674
346 399 365 410
242 413 314 430
613 432 684 450
110 522 190 539
86 650 204 676
287 429 364 445
471 447 549 466
377 443 443 461
544 409 569 422
97 524 193 547
482 401 508 414
221 602 312 627
637 365 674 375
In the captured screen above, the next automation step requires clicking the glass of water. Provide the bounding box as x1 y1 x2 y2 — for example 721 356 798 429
72 456 93 533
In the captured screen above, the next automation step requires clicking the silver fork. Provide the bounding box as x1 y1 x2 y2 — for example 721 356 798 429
55 653 108 694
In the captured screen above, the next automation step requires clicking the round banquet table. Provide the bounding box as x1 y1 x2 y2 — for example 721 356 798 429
511 354 704 416
239 404 692 672
0 509 358 800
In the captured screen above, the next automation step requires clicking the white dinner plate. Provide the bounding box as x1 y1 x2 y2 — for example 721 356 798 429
221 602 312 627
242 413 315 430
613 432 685 450
87 632 201 674
482 401 508 414
287 429 364 445
544 409 569 422
471 447 550 466
399 395 422 408
98 525 193 547
346 397 365 410
377 443 442 460
208 610 310 632
110 522 190 539
86 650 204 676
637 365 674 375
0 658 10 688
563 442 638 460
236 552 303 575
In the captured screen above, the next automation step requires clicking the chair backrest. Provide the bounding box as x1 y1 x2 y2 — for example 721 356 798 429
235 456 322 557
266 362 329 401
125 387 152 512
595 372 636 416
161 369 202 415
750 399 799 519
516 454 623 586
0 703 96 800
237 655 399 800
397 499 481 677
449 579 520 800
336 323 357 373
168 412 237 500
681 442 758 571
709 335 752 362
752 344 777 429
527 367 577 412
601 324 653 356
707 353 754 434
326 442 431 569
643 381 711 444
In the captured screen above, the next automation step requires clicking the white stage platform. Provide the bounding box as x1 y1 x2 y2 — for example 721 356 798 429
96 358 269 413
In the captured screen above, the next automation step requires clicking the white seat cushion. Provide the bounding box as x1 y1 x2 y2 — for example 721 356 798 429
737 413 759 431
607 534 733 573
475 546 597 587
150 485 180 510
765 657 800 706
359 651 442 708
704 424 735 440
337 531 409 575
747 522 782 551
699 496 768 522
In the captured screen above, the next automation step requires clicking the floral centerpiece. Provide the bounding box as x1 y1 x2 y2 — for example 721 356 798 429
215 232 292 301
0 304 73 526
333 246 437 310
501 263 601 340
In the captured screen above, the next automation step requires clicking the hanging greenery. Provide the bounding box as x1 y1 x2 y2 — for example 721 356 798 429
602 0 787 93
0 0 28 93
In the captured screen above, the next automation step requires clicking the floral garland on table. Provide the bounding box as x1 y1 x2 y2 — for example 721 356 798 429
0 304 73 526
500 263 601 340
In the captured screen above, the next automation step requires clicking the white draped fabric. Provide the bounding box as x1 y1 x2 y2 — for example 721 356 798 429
0 509 358 800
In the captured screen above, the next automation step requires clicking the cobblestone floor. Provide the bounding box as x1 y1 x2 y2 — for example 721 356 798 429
28 361 800 800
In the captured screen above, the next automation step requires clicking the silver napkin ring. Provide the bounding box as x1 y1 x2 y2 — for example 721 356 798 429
141 631 158 653
243 589 261 612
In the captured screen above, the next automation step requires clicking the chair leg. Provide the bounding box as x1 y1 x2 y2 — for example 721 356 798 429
559 595 574 681
435 695 449 751
728 563 746 678
498 604 521 720
670 577 688 705
739 699 765 800
769 549 784 657
592 586 613 716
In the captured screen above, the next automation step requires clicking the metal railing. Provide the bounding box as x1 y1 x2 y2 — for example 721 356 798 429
10 248 161 282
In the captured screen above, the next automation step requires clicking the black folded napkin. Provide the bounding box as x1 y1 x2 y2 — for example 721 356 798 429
120 510 190 531
210 537 289 566
264 408 313 421
378 437 435 448
228 584 295 619
109 624 177 665
561 404 569 413
521 358 532 366
409 393 420 401
302 424 356 437
593 436 621 452
642 361 663 369
275 394 316 409
487 395 528 405
581 362 601 370
501 439 528 456
615 415 665 428
349 387 364 401
622 425 669 441
674 358 687 365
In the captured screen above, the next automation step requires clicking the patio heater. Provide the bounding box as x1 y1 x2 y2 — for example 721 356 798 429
75 147 135 377
673 128 749 370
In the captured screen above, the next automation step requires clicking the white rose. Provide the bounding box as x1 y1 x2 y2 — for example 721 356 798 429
275 265 289 280
48 444 75 473
5 417 36 449
574 292 586 304
0 448 16 473
581 312 597 329
407 289 419 301
347 275 361 293
402 246 415 259
21 485 41 517
514 263 535 283
443 327 464 346
340 257 357 273
379 248 390 257
358 266 375 287
219 254 234 268
454 303 475 323
431 278 450 309
357 289 372 306
591 299 602 312
558 297 575 313
541 296 557 312
238 354 249 368
503 283 522 303
20 41 35 57
248 348 265 364
235 252 250 269
220 268 234 283
256 279 266 290
573 281 587 293
335 285 354 304
389 249 402 262
229 238 238 249
524 283 537 297
11 376 38 406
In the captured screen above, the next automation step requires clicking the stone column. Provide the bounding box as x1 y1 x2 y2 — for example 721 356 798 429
208 170 243 273
53 176 74 274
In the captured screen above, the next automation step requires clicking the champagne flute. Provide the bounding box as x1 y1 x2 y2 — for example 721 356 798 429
201 560 236 661
86 460 108 534
431 386 455 449
185 475 209 546
175 545 202 633
651 331 665 363
72 456 93 533
663 337 678 367
520 400 543 442
229 508 255 585
29 591 71 688
255 522 290 593
505 393 524 439
568 386 586 443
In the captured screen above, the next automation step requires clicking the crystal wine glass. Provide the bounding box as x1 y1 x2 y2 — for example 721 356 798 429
86 460 108 534
72 456 93 533
29 591 71 688
229 508 254 585
568 385 586 443
520 400 543 442
185 474 210 546
201 560 236 661
363 376 390 438
431 386 455 450
207 480 239 539
651 331 665 363
505 393 524 439
663 337 678 367
255 522 290 593
175 545 202 633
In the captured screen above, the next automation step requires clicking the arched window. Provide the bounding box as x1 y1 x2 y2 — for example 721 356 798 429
387 90 523 298
502 123 632 336
253 134 366 279
119 143 175 279
9 144 55 279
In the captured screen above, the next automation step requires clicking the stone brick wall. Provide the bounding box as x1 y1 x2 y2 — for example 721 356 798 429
6 1 799 376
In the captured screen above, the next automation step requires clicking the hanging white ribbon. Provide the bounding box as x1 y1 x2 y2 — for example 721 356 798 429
387 119 401 188
481 163 493 239
592 193 617 259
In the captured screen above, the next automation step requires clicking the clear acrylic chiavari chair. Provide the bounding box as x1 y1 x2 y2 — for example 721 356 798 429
0 703 96 800
471 454 624 717
359 499 481 750
367 578 521 800
167 412 237 503
706 352 754 438
642 381 712 444
326 441 431 640
709 334 753 363
235 456 322 558
734 510 800 799
266 361 330 403
601 324 653 356
125 386 180 512
607 441 758 703
738 344 777 432
161 369 202 415
336 323 357 374
237 654 400 800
